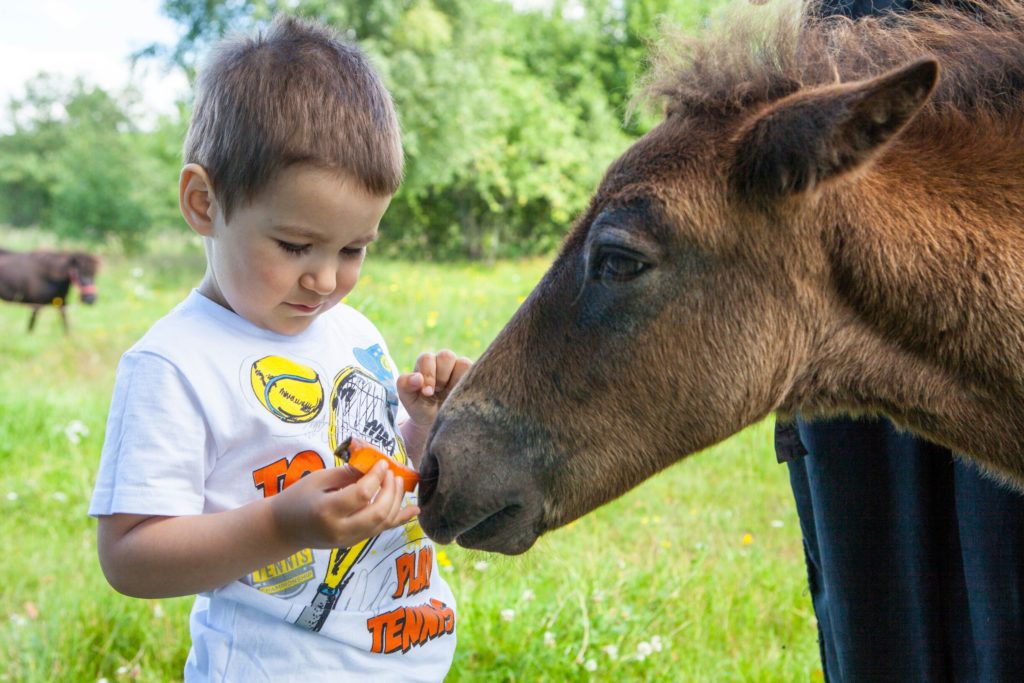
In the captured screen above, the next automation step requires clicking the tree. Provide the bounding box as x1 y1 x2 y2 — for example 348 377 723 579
0 74 69 227
145 0 725 258
0 75 184 251
376 0 633 259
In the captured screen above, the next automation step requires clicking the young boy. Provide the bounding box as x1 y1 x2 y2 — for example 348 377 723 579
89 16 467 681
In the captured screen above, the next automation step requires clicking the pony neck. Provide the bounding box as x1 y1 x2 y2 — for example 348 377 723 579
786 152 1024 484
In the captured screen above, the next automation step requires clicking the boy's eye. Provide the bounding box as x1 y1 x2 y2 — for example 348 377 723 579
277 240 310 255
341 246 366 257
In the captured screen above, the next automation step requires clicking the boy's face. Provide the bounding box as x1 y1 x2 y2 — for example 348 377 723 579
198 164 391 335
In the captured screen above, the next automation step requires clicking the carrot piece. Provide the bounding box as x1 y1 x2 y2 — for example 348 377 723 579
337 437 419 492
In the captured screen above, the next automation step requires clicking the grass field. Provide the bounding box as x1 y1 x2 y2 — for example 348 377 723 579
0 227 821 681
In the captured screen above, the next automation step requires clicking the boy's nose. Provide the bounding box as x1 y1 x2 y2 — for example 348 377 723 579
301 266 337 295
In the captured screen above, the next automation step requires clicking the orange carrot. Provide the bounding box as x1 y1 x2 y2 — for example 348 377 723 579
337 437 419 493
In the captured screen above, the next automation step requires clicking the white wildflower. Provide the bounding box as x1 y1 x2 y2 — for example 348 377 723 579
130 267 144 278
473 560 489 572
637 641 654 659
771 519 784 528
9 614 26 627
116 667 128 675
651 635 663 652
153 603 165 618
64 420 89 445
583 659 597 672
543 631 556 647
5 492 16 502
500 609 515 622
51 492 68 503
521 589 535 602
602 644 619 660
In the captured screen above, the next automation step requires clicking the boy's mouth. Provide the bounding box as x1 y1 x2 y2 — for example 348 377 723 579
285 301 323 314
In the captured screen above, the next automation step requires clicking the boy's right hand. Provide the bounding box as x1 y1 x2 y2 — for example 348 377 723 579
270 460 419 550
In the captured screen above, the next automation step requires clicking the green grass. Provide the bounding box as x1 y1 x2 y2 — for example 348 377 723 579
0 227 821 681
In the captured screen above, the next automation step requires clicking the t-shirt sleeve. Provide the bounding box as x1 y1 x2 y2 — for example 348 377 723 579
89 351 211 517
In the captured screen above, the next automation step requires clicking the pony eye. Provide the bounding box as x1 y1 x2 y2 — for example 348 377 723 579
595 249 650 282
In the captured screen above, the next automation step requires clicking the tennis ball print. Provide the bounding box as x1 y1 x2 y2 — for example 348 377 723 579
250 356 324 423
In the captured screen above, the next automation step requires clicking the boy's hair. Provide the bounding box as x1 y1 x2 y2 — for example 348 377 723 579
183 15 403 220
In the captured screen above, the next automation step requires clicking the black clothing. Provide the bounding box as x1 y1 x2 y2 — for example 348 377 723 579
782 2 1024 681
781 419 1024 681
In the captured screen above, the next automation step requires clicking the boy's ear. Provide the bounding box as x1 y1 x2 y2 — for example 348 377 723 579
179 164 217 236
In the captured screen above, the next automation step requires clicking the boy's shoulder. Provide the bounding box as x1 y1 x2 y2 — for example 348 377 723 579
127 290 233 359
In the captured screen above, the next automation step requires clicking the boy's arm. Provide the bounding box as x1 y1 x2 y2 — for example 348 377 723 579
97 462 416 599
98 500 291 598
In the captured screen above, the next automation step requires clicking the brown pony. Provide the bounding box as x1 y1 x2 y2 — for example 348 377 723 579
0 249 100 333
419 0 1024 554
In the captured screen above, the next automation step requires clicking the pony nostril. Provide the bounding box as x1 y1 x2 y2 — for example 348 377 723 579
417 449 440 507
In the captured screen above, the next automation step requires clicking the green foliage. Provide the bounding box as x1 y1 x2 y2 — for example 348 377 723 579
130 108 192 234
0 75 68 228
142 0 727 259
349 2 613 259
0 0 730 258
49 105 149 252
0 77 186 251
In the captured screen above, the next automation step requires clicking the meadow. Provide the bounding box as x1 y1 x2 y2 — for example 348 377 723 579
0 227 821 681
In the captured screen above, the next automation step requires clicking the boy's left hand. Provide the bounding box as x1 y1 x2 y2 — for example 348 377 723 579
397 349 472 428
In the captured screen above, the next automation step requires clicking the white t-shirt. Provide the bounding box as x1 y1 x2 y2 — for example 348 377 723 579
90 290 456 682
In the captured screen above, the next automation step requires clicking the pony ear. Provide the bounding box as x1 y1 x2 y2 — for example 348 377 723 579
731 58 939 201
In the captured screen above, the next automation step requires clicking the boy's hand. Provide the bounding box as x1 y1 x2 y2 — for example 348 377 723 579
397 349 472 428
271 461 418 550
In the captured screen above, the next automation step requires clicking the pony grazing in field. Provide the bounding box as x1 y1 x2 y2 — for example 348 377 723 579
0 249 100 333
419 0 1024 554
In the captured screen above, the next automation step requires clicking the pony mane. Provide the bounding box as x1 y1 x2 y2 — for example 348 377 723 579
641 0 1024 127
